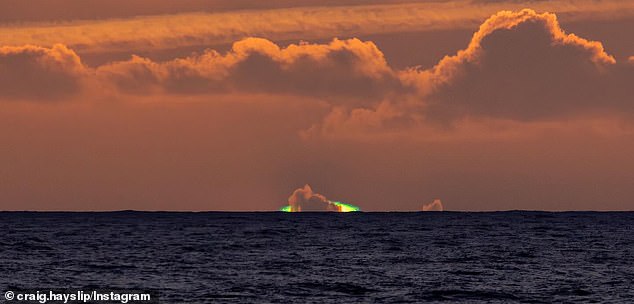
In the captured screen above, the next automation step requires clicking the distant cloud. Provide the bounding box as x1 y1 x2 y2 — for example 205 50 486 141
422 199 444 211
287 184 340 212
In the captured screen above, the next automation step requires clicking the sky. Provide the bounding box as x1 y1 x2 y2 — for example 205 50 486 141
1 0 633 211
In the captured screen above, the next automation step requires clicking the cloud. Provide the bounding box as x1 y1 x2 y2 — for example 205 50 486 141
302 101 426 141
1 1 632 57
301 9 634 140
423 9 632 121
422 199 444 211
1 8 633 142
287 184 340 212
0 37 401 103
0 44 86 100
97 38 402 103
2 8 634 212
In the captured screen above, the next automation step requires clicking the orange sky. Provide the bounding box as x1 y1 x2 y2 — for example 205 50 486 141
1 1 633 211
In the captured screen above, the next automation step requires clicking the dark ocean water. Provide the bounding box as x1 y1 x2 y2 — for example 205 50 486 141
1 212 633 303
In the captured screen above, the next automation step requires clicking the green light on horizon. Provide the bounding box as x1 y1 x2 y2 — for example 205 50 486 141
331 201 361 212
279 205 292 212
278 201 360 212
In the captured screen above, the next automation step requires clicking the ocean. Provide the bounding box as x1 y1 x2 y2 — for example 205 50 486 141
1 211 632 303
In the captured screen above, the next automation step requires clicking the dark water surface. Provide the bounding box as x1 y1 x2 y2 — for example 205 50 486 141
1 212 633 303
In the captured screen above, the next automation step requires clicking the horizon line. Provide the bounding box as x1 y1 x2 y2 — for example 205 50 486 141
1 210 633 213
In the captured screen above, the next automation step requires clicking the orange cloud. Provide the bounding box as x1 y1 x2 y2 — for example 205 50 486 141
302 101 423 141
422 9 631 121
0 37 403 103
428 9 614 85
287 184 341 212
1 9 632 142
0 44 86 100
97 38 403 102
422 199 444 211
306 9 634 139
1 1 632 56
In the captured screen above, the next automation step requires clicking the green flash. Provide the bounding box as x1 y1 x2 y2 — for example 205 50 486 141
331 201 361 212
279 205 292 212
279 201 360 212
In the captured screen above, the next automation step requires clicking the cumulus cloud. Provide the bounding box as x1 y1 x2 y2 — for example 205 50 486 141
1 8 633 143
422 199 444 211
0 44 86 100
423 9 632 121
0 37 402 103
287 184 341 212
308 9 634 139
97 38 402 103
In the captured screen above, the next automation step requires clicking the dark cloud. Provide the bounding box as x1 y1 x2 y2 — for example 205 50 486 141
97 38 404 104
0 44 85 100
303 9 634 139
424 9 634 121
